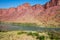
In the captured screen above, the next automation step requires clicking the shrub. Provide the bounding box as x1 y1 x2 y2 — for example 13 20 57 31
17 32 26 35
36 36 45 40
27 32 39 36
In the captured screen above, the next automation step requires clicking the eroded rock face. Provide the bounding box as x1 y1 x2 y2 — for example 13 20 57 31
44 0 60 9
57 0 60 5
0 0 60 27
36 6 60 27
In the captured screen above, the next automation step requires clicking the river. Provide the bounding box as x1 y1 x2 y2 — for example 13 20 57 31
0 24 60 32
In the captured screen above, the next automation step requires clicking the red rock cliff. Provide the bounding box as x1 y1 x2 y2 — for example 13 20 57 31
44 0 60 9
0 0 60 27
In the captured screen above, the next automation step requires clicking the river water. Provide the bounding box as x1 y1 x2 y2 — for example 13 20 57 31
0 24 60 32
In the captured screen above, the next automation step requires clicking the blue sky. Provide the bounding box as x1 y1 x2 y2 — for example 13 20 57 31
0 0 50 8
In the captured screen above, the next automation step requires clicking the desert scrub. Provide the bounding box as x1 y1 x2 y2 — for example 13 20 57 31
0 31 37 40
0 32 5 39
48 31 60 40
0 31 60 40
27 32 46 40
17 31 27 35
0 30 7 32
36 35 45 40
0 32 9 40
27 32 39 37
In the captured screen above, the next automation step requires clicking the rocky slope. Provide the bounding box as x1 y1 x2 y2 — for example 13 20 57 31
0 0 60 27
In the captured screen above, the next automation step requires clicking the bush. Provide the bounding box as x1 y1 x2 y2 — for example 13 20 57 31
27 32 39 36
17 32 26 35
0 30 7 32
48 32 60 40
36 36 45 40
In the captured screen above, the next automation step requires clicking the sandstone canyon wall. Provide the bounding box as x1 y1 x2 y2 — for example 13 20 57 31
0 0 60 27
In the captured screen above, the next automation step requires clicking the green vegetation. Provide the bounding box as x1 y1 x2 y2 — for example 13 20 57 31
0 31 60 40
11 23 38 27
0 29 7 32
48 31 60 40
0 22 60 40
27 32 39 36
0 30 5 32
0 21 60 28
17 31 26 35
36 36 45 40
0 21 39 27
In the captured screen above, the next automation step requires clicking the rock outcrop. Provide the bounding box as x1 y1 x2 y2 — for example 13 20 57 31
44 0 60 9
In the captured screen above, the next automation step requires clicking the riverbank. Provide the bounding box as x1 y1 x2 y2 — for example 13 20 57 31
0 31 60 40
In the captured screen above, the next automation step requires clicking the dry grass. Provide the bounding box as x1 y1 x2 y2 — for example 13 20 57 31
0 31 60 40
